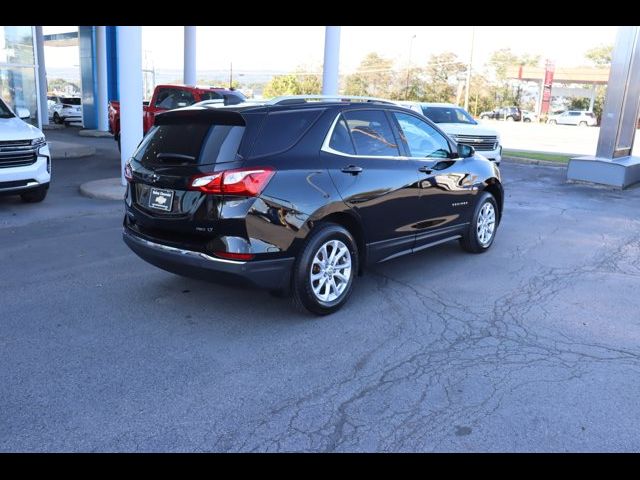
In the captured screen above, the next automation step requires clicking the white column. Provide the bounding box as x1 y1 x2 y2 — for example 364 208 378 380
35 26 48 127
96 26 109 132
184 26 197 86
117 26 143 186
322 26 341 95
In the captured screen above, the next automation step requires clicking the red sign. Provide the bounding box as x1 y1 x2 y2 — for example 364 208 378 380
540 60 555 115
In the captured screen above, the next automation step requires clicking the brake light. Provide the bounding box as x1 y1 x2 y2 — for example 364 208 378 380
124 160 133 182
213 251 254 261
190 167 274 196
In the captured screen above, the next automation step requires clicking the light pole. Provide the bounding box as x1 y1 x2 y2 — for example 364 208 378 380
404 34 416 100
464 26 475 111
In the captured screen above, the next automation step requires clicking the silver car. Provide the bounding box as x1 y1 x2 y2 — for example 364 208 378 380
548 110 597 126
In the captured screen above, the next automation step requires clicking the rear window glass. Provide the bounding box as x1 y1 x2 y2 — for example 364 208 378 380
329 116 356 155
134 124 245 166
199 91 223 101
251 109 323 157
61 98 81 105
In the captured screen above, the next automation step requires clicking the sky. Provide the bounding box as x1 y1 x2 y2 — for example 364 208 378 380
43 26 618 74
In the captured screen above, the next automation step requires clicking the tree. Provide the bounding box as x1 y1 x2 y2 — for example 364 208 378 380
343 53 396 98
419 52 466 103
568 97 590 110
584 44 613 122
585 44 613 66
263 72 321 98
48 78 80 95
486 48 540 108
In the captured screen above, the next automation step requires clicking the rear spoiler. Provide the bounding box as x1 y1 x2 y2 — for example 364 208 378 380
154 107 246 126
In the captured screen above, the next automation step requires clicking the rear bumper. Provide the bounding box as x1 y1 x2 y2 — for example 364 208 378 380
122 226 294 291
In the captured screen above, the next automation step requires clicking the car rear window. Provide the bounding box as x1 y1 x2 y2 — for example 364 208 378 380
134 123 246 166
250 109 323 157
61 98 81 105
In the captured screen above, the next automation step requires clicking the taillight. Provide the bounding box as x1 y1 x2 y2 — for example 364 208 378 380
190 167 274 196
124 160 133 182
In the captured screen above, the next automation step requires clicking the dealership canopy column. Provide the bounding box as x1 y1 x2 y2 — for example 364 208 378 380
322 26 341 96
184 26 196 86
95 26 109 132
567 26 640 188
117 26 143 186
35 26 48 127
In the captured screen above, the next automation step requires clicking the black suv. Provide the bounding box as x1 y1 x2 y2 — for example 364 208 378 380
123 96 503 315
479 107 522 122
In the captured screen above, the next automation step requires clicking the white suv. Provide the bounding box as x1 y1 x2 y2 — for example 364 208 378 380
397 102 502 164
548 110 597 126
0 98 51 202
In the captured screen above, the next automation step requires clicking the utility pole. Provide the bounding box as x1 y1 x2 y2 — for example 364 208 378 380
404 34 416 100
464 26 475 111
229 62 233 89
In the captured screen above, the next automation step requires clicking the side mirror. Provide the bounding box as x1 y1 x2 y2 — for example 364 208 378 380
16 107 30 119
458 143 475 158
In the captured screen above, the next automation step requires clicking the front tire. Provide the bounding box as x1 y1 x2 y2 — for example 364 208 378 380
548 120 557 125
20 185 48 203
524 118 531 123
481 115 489 120
578 121 587 127
291 223 358 315
460 192 498 253
506 116 515 122
53 112 62 125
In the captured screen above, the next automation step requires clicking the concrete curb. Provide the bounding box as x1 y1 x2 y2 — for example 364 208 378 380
43 124 65 130
502 156 568 168
79 178 125 201
48 140 96 159
79 129 113 138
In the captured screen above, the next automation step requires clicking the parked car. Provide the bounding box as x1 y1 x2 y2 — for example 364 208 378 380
108 84 246 151
122 95 503 315
397 102 502 165
547 110 597 126
48 95 82 126
522 110 538 123
0 98 51 203
479 107 522 122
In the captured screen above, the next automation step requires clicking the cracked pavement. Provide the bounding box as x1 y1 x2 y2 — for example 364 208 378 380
2 130 640 452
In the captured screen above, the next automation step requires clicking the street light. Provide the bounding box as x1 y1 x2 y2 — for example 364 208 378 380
464 26 475 111
404 34 417 100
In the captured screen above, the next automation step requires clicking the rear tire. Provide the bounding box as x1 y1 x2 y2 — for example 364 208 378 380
548 120 557 125
291 223 358 316
460 192 498 254
524 118 531 123
20 186 48 203
53 112 62 125
506 116 514 122
579 121 587 127
481 115 489 120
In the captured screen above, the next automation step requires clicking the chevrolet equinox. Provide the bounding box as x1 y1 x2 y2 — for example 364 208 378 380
123 96 504 315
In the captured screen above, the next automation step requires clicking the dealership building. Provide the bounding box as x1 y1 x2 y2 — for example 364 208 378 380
2 25 640 188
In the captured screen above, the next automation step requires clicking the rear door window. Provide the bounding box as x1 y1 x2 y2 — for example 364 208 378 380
342 110 400 157
134 124 245 166
328 116 356 155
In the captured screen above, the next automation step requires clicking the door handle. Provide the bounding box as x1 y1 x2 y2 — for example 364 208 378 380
341 165 363 175
418 166 433 174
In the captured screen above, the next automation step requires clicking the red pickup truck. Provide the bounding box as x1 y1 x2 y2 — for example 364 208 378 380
108 84 245 150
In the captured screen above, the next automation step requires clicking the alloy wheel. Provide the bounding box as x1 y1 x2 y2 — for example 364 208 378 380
310 239 352 302
476 202 496 247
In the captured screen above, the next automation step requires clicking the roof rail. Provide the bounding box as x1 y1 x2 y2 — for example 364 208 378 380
267 94 395 106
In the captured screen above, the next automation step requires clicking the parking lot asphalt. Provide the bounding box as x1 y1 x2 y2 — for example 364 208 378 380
2 129 640 452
